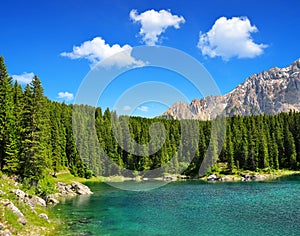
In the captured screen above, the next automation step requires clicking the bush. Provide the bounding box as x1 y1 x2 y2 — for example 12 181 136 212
37 177 57 197
21 178 37 196
84 170 93 179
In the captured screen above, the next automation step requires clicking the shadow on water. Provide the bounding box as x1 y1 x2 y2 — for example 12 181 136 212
275 173 300 181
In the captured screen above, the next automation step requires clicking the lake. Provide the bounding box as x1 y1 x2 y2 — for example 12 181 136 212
51 175 300 235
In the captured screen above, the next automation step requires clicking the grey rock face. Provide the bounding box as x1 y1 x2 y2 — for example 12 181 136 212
161 58 300 120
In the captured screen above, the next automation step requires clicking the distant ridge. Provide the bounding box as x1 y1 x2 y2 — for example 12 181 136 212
160 58 300 120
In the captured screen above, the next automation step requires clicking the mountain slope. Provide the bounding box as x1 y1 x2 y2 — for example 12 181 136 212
161 58 300 120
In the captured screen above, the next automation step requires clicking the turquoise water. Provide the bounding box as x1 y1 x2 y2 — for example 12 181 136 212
51 175 300 236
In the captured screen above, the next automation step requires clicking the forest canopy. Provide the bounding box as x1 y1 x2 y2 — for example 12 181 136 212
0 56 299 182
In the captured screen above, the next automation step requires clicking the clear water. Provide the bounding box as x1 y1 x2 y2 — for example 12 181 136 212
51 175 300 236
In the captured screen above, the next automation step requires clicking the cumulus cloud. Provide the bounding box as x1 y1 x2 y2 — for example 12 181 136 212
60 37 144 68
12 72 34 84
57 91 74 101
137 105 149 112
130 9 185 46
197 16 268 60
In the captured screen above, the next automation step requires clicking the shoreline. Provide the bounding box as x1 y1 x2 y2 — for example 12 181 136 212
75 169 300 184
0 173 94 236
2 170 297 235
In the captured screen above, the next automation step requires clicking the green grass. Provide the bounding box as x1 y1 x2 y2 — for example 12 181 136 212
53 171 132 184
200 162 300 180
0 174 61 235
53 171 102 184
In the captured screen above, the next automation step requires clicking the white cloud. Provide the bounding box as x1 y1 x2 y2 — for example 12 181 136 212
197 16 268 60
60 37 144 68
137 105 149 112
12 72 34 84
122 105 131 111
57 91 74 101
130 9 185 46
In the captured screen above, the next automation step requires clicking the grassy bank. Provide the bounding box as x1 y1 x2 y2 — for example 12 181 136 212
55 167 300 184
0 174 60 236
53 171 132 184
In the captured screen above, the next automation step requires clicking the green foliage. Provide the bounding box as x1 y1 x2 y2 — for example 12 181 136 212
37 176 57 196
20 178 38 196
84 169 93 179
0 55 299 182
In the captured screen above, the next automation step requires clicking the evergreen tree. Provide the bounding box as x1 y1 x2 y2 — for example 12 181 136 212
0 56 18 173
20 76 51 181
283 120 297 169
226 124 235 172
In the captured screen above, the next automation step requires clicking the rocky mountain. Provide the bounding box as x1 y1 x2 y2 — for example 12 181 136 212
160 58 300 120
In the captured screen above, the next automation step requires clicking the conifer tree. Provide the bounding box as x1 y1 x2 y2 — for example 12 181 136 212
283 120 297 169
0 56 18 173
20 76 51 181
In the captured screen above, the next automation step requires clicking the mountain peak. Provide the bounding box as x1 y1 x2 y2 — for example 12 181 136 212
161 59 300 120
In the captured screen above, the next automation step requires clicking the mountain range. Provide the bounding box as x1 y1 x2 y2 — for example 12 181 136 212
160 58 300 120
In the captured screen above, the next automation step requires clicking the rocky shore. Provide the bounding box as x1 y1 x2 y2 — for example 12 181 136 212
0 179 93 236
204 171 298 182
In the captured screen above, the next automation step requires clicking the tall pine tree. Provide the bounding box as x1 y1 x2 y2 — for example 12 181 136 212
0 57 19 174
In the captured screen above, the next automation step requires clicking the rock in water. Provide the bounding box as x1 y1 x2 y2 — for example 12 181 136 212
45 194 60 205
207 174 219 181
71 182 93 195
56 182 76 196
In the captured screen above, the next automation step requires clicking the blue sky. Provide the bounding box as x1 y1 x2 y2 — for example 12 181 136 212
1 0 299 117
